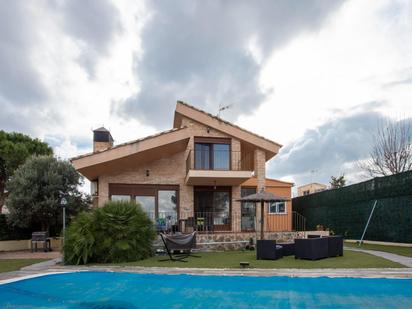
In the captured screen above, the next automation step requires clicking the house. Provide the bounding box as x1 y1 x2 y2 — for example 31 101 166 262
297 183 327 196
71 101 293 240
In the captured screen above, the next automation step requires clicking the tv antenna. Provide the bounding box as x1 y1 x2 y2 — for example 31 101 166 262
217 103 232 118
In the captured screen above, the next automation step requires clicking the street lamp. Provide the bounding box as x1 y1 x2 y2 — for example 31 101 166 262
61 197 68 233
61 197 68 261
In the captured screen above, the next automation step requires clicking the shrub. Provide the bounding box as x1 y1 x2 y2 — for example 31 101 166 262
64 201 156 265
0 214 32 241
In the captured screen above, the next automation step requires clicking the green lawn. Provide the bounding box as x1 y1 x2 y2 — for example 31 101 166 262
110 250 403 269
345 242 412 257
0 259 47 273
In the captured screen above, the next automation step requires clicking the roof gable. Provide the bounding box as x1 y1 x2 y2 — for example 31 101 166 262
174 101 281 157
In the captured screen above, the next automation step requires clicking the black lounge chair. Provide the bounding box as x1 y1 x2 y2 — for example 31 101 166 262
256 240 283 260
294 237 329 260
159 231 200 262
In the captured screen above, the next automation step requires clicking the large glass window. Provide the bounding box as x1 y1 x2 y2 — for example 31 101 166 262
241 188 256 231
158 190 177 225
135 196 156 220
194 142 230 170
213 144 230 170
111 195 131 202
212 191 230 225
194 143 211 169
109 184 179 232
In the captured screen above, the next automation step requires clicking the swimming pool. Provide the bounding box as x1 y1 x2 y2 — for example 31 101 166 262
0 272 411 308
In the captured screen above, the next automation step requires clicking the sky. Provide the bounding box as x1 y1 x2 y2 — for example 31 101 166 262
1 0 411 193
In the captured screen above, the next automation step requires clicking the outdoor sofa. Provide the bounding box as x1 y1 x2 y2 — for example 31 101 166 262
256 240 283 260
327 235 344 257
294 235 344 260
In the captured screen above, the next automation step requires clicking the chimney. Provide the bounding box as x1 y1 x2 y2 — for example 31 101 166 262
93 127 113 152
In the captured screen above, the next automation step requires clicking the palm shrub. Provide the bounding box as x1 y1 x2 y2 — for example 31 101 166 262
64 201 156 265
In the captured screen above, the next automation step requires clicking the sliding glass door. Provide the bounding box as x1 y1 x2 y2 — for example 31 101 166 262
194 187 231 231
109 184 178 228
241 187 256 231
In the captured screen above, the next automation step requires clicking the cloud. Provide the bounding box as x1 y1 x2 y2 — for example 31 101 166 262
0 0 126 138
0 1 47 105
114 0 345 128
268 102 390 186
58 0 123 78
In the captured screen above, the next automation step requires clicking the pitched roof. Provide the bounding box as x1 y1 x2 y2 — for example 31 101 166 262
174 101 282 148
71 127 187 162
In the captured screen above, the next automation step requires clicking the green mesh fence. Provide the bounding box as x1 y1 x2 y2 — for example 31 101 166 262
292 170 412 243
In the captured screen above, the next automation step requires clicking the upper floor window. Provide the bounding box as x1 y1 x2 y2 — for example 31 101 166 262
194 138 230 170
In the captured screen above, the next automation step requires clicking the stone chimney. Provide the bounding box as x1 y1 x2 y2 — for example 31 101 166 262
93 127 113 152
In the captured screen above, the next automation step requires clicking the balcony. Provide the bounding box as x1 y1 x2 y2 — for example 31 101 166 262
185 149 253 185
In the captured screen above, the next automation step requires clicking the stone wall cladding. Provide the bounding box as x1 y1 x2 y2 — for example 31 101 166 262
196 232 304 251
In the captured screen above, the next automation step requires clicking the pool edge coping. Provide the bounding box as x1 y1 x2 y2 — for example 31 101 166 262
2 266 412 285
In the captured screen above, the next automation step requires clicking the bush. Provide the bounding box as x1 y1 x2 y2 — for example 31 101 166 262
64 201 156 265
0 214 32 241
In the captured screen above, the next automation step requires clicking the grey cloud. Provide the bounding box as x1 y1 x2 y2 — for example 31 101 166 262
268 103 390 186
382 66 412 89
58 0 123 77
115 0 345 129
0 1 47 105
44 134 92 153
383 77 412 88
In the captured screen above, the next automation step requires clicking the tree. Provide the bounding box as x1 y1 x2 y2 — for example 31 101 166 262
330 175 346 189
360 119 412 177
6 156 89 232
0 131 53 210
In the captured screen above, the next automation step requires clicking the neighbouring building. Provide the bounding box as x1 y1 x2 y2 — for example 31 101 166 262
71 101 294 240
297 183 327 196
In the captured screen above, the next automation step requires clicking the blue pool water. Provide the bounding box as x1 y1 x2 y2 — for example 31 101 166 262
0 272 411 308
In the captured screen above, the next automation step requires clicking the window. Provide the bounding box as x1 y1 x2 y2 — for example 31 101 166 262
158 190 177 225
303 190 310 196
135 196 155 220
194 139 230 170
213 144 230 170
241 187 256 231
269 202 287 214
109 184 178 225
111 194 131 202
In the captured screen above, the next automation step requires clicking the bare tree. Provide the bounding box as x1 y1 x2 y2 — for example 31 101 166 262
360 119 412 177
